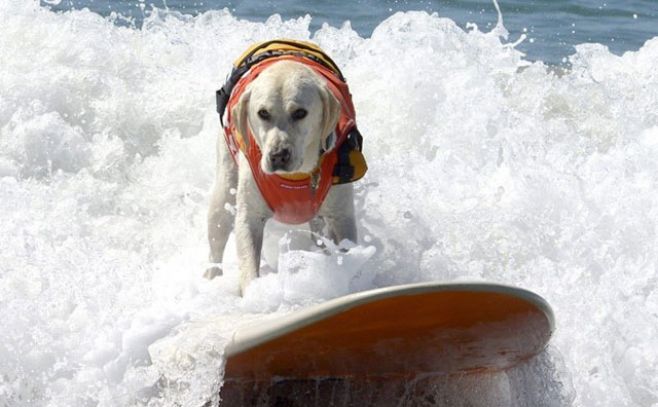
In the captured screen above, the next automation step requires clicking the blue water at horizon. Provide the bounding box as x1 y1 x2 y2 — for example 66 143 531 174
44 0 658 65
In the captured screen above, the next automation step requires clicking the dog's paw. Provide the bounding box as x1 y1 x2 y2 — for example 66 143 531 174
203 265 223 279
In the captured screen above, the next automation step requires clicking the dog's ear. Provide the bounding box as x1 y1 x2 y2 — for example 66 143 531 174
319 86 341 152
231 88 251 147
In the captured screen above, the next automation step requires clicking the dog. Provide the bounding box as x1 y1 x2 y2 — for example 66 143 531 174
206 40 366 295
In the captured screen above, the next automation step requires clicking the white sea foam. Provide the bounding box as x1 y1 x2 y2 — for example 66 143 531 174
1 1 657 406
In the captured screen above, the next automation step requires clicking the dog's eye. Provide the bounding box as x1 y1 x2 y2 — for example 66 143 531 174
291 108 307 121
257 109 271 121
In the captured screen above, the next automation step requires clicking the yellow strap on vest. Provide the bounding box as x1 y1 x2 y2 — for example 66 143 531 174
233 39 342 77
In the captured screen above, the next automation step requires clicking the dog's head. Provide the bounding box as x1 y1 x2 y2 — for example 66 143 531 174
231 60 341 174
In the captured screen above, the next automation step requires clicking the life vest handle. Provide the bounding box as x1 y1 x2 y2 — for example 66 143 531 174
237 39 344 81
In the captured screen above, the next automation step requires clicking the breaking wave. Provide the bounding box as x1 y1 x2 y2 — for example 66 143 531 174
1 1 657 406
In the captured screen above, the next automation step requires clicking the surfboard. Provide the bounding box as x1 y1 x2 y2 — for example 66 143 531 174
220 282 554 405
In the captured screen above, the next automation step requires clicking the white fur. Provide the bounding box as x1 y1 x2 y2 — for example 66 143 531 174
206 60 357 295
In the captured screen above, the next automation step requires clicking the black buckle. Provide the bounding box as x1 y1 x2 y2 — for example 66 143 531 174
216 87 229 125
347 127 363 151
215 65 249 126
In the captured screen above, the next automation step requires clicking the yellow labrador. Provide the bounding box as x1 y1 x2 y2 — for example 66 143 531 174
207 60 357 295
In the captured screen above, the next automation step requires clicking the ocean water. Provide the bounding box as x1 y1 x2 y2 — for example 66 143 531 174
43 0 658 66
1 0 658 406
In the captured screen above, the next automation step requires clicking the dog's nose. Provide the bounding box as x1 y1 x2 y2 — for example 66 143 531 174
270 148 291 170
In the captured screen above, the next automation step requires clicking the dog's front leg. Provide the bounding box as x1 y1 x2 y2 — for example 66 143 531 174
320 183 357 245
234 165 271 295
235 211 266 295
205 134 238 279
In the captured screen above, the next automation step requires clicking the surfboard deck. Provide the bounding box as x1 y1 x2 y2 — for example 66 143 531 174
220 282 554 403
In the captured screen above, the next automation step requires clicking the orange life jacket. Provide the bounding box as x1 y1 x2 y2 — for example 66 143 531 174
216 40 367 224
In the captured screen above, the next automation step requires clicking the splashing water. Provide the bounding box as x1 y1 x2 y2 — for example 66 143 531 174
1 1 657 406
